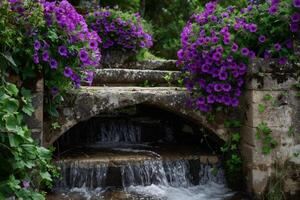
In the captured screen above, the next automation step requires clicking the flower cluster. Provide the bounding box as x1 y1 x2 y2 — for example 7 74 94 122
86 8 153 52
178 0 300 112
36 0 101 90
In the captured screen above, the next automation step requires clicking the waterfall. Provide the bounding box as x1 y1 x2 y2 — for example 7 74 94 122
97 121 141 144
55 161 108 190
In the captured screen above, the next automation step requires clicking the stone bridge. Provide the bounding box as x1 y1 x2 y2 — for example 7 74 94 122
28 60 300 198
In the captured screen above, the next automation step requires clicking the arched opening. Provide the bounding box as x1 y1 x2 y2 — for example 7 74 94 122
48 104 237 199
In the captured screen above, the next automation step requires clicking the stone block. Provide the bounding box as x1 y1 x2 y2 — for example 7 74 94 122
246 74 299 90
243 90 293 129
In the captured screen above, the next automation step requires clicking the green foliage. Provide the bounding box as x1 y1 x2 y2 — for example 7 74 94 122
221 118 244 190
256 122 278 154
0 80 57 199
139 80 157 87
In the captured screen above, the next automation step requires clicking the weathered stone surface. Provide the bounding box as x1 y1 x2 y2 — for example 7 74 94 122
92 69 180 85
103 60 177 70
243 90 293 129
246 73 299 90
24 78 43 144
43 87 228 147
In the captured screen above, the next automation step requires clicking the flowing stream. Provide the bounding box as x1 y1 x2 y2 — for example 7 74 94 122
48 118 237 200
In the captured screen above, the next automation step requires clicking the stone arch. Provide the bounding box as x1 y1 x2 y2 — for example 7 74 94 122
43 87 228 147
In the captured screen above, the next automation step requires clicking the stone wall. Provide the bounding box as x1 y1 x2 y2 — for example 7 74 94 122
241 59 300 198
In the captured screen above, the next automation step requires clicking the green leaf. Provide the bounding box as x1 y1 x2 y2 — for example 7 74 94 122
6 83 19 97
40 172 52 182
263 94 272 101
232 133 241 142
4 114 19 132
258 104 266 113
0 52 17 67
22 104 35 116
2 98 19 113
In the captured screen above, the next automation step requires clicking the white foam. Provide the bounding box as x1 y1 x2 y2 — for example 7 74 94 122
127 182 234 200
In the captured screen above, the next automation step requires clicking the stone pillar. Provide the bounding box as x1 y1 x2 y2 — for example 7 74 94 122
24 78 44 145
241 59 300 197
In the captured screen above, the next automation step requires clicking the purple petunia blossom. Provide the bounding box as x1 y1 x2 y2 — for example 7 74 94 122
291 13 300 22
34 40 41 51
212 52 222 61
58 45 68 57
241 48 249 56
279 57 287 65
274 43 281 51
222 83 232 92
79 49 89 62
269 6 277 14
249 24 257 32
49 59 58 69
291 23 299 32
222 96 231 106
64 66 73 77
214 84 222 92
51 87 59 95
293 0 300 8
42 51 49 61
231 98 239 107
197 97 206 105
207 95 215 104
219 71 228 80
259 35 266 43
33 53 39 64
231 43 238 52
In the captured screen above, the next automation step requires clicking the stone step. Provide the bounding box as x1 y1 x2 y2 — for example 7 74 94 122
55 149 219 166
102 60 178 71
92 68 181 86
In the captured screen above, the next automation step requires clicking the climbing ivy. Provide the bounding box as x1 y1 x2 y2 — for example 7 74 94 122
0 79 57 199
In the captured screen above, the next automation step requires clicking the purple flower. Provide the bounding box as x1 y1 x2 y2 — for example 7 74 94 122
79 49 89 62
241 48 249 56
268 6 277 14
231 43 239 52
291 23 299 32
197 97 206 105
33 53 39 64
293 0 300 8
231 98 239 107
207 95 215 104
34 40 41 51
291 13 300 22
274 43 281 51
22 181 30 189
212 52 222 61
258 35 266 43
286 39 293 49
64 67 73 77
222 83 232 92
214 84 222 92
51 87 59 96
249 24 257 32
49 59 58 69
222 96 231 106
219 71 228 80
42 51 49 61
279 57 287 65
58 45 68 57
89 40 98 50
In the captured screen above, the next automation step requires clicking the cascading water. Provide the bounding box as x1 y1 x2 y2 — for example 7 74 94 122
49 115 237 200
